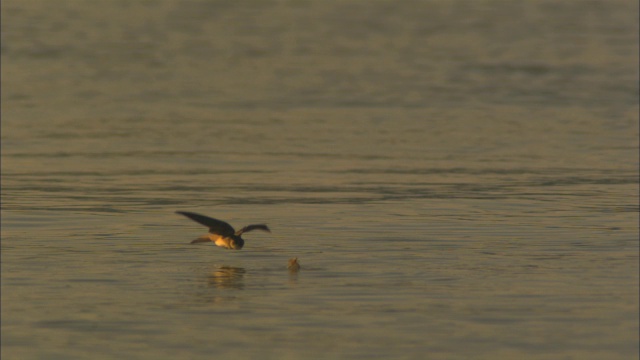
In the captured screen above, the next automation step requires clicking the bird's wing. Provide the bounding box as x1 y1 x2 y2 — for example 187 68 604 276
235 224 270 235
176 211 236 236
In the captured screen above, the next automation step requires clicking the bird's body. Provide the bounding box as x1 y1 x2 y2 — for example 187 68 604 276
176 211 270 250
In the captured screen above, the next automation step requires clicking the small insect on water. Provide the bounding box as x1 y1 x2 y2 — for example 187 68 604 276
176 211 270 250
287 257 301 272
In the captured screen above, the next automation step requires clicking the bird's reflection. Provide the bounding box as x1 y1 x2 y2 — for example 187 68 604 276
206 266 246 290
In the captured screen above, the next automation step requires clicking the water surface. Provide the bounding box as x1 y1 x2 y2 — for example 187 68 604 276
2 1 639 359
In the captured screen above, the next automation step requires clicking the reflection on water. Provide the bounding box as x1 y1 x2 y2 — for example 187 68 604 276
206 266 246 290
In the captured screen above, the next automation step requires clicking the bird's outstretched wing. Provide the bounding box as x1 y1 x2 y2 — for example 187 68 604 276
236 224 271 236
235 224 270 235
176 211 236 236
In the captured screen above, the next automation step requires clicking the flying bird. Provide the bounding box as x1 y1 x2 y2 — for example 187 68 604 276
176 211 270 250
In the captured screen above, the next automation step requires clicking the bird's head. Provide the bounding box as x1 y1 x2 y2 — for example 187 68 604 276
230 235 244 250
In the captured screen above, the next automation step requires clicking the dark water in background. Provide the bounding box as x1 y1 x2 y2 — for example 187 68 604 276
2 1 639 359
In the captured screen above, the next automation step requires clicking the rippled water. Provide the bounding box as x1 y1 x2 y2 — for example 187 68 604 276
2 1 639 359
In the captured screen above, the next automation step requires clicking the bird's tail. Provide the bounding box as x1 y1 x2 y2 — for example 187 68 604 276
190 235 211 244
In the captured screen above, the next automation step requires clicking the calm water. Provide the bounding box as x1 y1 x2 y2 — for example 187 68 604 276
2 1 639 359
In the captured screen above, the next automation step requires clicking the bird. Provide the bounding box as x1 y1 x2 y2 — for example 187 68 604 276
176 211 270 250
287 257 301 272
